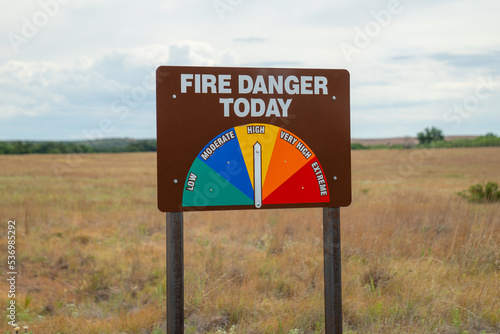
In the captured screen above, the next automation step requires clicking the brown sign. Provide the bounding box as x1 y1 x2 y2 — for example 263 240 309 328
156 66 351 212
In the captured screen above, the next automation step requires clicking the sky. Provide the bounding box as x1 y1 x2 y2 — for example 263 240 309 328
0 0 499 140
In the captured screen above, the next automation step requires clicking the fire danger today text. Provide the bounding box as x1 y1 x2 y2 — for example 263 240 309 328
180 74 329 118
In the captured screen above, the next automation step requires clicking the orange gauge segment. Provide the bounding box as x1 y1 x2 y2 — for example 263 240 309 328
262 128 316 199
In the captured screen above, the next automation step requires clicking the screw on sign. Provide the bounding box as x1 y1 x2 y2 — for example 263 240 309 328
157 66 351 333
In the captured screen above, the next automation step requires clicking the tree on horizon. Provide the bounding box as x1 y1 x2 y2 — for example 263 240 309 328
417 126 444 145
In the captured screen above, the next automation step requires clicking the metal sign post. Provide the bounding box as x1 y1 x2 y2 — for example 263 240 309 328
323 207 342 333
165 209 343 334
166 212 184 333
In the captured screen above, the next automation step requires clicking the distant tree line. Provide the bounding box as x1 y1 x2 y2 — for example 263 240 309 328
0 140 157 154
2 131 499 154
352 130 500 150
118 140 156 152
421 133 500 148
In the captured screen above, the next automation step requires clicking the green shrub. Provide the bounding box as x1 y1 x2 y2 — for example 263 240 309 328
351 143 366 150
458 181 500 203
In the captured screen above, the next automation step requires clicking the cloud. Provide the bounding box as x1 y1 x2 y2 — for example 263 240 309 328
168 41 215 66
0 41 241 139
1 0 499 139
429 51 500 73
0 47 160 139
241 60 305 68
233 37 267 43
348 54 500 138
167 40 243 66
392 51 500 73
0 41 223 121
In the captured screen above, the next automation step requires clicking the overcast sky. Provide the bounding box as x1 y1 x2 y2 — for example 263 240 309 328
1 0 499 140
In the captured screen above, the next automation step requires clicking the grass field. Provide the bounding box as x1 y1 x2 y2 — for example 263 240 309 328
0 147 498 333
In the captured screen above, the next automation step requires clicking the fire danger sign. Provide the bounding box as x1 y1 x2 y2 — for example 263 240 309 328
156 66 351 212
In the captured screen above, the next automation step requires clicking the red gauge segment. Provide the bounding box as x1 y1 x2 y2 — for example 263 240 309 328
263 157 330 205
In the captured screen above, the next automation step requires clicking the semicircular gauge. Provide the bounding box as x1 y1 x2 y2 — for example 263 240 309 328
182 123 330 209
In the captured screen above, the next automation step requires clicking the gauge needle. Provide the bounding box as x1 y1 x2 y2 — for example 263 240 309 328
254 142 262 208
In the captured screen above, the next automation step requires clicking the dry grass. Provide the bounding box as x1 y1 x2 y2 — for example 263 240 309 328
0 147 498 333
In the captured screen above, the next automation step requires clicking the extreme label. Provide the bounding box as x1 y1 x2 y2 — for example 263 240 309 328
311 161 328 196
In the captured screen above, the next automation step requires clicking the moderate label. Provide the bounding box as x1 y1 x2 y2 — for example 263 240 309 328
157 66 351 212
